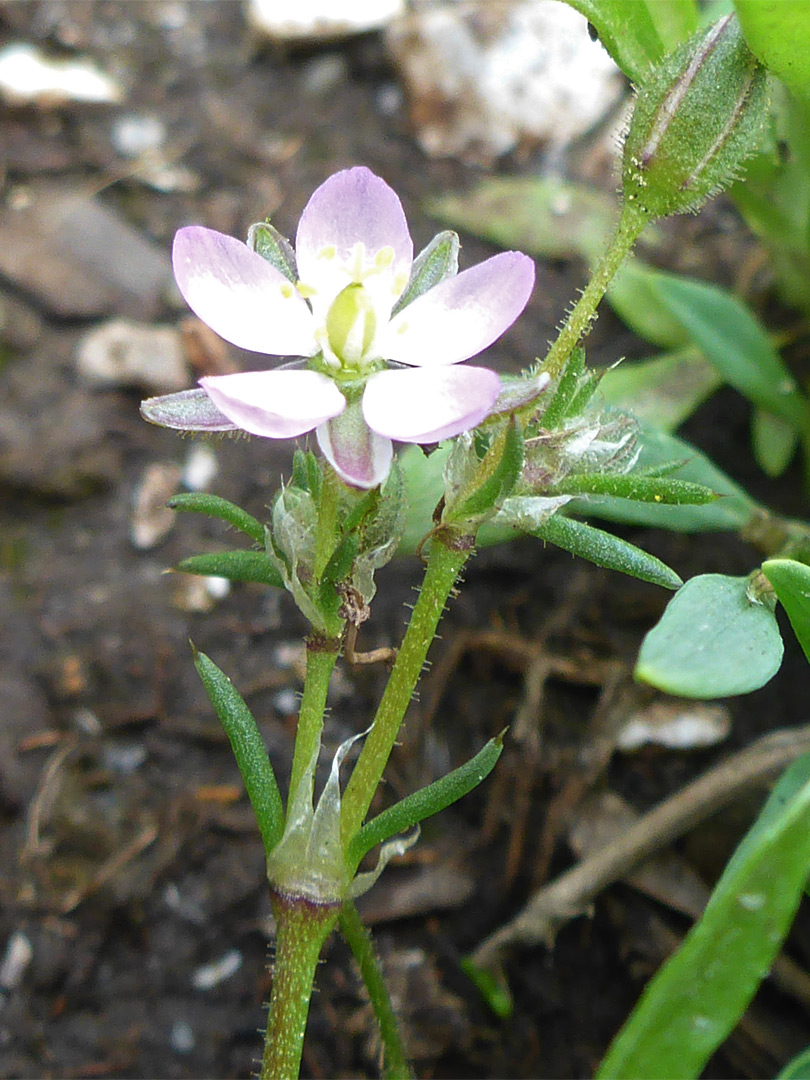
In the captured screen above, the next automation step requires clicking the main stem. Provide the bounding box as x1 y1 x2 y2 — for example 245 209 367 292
542 204 647 380
261 892 340 1080
341 536 471 844
288 642 339 804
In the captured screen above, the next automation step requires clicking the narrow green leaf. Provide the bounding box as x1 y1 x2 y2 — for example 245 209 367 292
647 271 810 430
177 550 284 588
537 347 586 430
347 734 504 873
597 759 810 1079
636 574 784 697
735 0 810 104
193 648 284 853
600 349 722 431
762 558 810 666
558 472 716 505
444 418 524 525
751 407 799 477
573 425 758 533
532 514 683 590
167 492 265 544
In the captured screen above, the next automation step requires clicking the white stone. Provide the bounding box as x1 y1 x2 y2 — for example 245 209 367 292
76 319 190 395
248 0 404 40
0 43 122 106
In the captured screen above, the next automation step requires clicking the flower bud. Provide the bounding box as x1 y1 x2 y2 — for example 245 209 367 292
622 14 770 220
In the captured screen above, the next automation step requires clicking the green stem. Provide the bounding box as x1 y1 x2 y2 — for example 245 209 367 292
340 900 413 1080
341 537 471 844
261 892 340 1080
288 642 339 805
542 204 647 380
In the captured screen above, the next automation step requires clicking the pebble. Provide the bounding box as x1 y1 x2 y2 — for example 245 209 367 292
0 932 33 991
0 185 173 319
0 42 122 106
131 463 183 550
191 948 242 990
248 0 404 41
169 1019 196 1054
386 0 622 162
76 319 190 395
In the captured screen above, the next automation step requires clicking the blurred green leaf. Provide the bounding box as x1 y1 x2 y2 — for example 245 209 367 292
778 1044 810 1080
428 177 619 264
597 754 810 1079
762 558 810 665
600 349 721 431
751 408 800 477
635 573 783 697
735 0 810 104
646 271 810 430
607 261 691 347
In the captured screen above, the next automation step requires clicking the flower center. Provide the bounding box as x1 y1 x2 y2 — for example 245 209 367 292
325 283 378 369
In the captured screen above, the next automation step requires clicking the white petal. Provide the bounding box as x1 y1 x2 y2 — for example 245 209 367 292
383 251 535 366
316 399 393 488
295 167 413 317
363 366 501 443
200 370 345 438
173 227 317 356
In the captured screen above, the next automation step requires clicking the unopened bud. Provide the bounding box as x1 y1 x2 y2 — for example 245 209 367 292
622 14 769 220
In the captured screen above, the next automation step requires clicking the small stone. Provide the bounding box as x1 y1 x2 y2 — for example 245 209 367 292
0 184 173 319
191 948 242 990
617 700 731 751
0 932 33 991
0 43 122 106
387 0 622 163
171 575 231 613
76 319 190 395
169 1019 196 1054
131 463 183 550
248 0 404 41
182 444 218 492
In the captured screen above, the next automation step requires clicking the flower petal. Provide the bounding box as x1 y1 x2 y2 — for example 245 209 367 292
200 370 345 438
173 226 317 356
316 399 393 489
363 366 502 443
383 251 535 366
295 167 413 315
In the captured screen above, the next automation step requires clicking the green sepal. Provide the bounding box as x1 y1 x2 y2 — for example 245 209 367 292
167 492 265 544
192 647 284 853
556 472 717 505
392 230 459 315
176 550 284 588
533 513 682 590
247 220 297 283
443 417 525 525
537 346 586 430
346 733 505 873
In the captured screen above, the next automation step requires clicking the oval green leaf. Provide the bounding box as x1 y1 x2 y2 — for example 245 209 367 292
636 573 784 697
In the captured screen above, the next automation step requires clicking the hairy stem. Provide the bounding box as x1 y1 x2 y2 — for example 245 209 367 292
288 643 339 805
341 537 471 844
542 204 647 380
261 892 340 1080
340 900 413 1079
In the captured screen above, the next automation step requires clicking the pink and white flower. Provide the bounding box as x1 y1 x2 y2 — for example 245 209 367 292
143 166 535 488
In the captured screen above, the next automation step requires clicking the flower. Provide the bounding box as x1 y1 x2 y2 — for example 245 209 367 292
143 166 535 488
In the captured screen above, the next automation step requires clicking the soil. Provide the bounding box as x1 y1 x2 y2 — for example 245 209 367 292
1 4 810 1079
